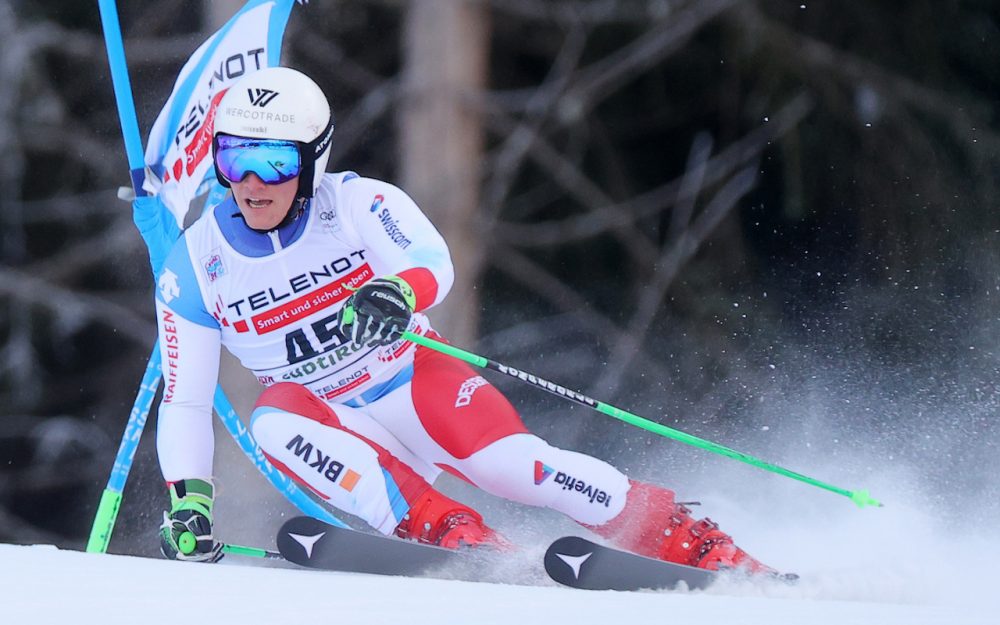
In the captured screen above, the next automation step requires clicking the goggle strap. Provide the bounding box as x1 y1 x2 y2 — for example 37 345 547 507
297 118 335 199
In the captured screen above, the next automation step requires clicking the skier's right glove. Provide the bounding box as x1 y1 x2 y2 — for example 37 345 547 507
159 478 224 563
337 276 416 348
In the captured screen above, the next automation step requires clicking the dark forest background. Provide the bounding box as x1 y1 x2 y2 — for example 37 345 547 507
2 0 999 555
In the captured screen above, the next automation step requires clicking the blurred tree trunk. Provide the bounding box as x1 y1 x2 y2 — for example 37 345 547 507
399 0 489 345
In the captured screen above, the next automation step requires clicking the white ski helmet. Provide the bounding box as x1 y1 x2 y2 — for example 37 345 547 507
212 66 334 200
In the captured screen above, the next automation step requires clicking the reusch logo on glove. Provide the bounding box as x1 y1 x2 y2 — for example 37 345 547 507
370 290 405 309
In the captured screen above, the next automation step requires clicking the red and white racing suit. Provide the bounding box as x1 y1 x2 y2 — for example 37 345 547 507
155 172 630 535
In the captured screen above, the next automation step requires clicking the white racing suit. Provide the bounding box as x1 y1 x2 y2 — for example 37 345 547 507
155 172 630 535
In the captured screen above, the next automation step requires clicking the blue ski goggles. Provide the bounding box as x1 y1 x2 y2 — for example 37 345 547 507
213 135 302 185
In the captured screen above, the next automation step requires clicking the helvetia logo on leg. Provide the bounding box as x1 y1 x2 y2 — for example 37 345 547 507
534 460 555 485
533 461 613 507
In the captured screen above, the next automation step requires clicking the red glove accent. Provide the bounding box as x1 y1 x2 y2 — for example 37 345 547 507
394 267 439 312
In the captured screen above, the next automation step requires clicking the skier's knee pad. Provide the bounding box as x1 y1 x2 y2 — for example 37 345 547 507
249 404 426 534
255 382 342 427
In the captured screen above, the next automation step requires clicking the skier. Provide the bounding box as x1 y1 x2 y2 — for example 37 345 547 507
155 66 775 574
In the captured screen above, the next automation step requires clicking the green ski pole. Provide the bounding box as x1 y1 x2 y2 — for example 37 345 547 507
402 331 882 509
169 532 282 560
221 543 283 560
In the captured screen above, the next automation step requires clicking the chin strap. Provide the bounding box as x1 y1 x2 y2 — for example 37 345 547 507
268 197 309 232
230 197 310 234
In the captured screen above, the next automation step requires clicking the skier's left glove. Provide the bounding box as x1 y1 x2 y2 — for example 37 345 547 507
159 478 224 563
338 276 416 348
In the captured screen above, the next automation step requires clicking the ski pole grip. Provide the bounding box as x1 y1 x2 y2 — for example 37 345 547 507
178 531 198 555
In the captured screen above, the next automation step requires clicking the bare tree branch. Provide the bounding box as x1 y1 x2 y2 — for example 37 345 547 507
481 16 589 220
32 217 145 284
9 17 207 67
0 267 154 344
20 125 122 181
296 28 391 94
494 92 813 247
743 7 1000 154
488 243 674 382
482 0 687 25
480 103 659 268
669 132 713 243
328 79 401 164
592 164 759 396
558 0 741 122
13 191 124 223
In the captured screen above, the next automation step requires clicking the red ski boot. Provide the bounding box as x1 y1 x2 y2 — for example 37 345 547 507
395 488 505 550
588 480 776 574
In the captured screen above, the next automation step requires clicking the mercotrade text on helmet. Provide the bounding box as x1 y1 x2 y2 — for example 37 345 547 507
225 107 295 123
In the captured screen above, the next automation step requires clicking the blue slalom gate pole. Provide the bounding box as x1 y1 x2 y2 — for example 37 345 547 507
88 0 345 554
96 0 147 195
86 0 154 552
213 389 348 523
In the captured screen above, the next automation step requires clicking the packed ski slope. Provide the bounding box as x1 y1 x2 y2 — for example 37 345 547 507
1 540 991 625
6 471 998 625
9 392 1000 623
9 311 1000 623
3 530 994 625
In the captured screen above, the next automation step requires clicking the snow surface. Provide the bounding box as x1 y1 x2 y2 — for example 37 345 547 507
8 410 1000 624
6 491 998 625
0 541 989 625
8 316 1000 624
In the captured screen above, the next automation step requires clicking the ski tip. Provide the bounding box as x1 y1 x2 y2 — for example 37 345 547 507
718 566 799 585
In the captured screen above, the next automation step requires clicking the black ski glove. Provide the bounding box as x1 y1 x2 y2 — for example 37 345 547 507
338 276 416 348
